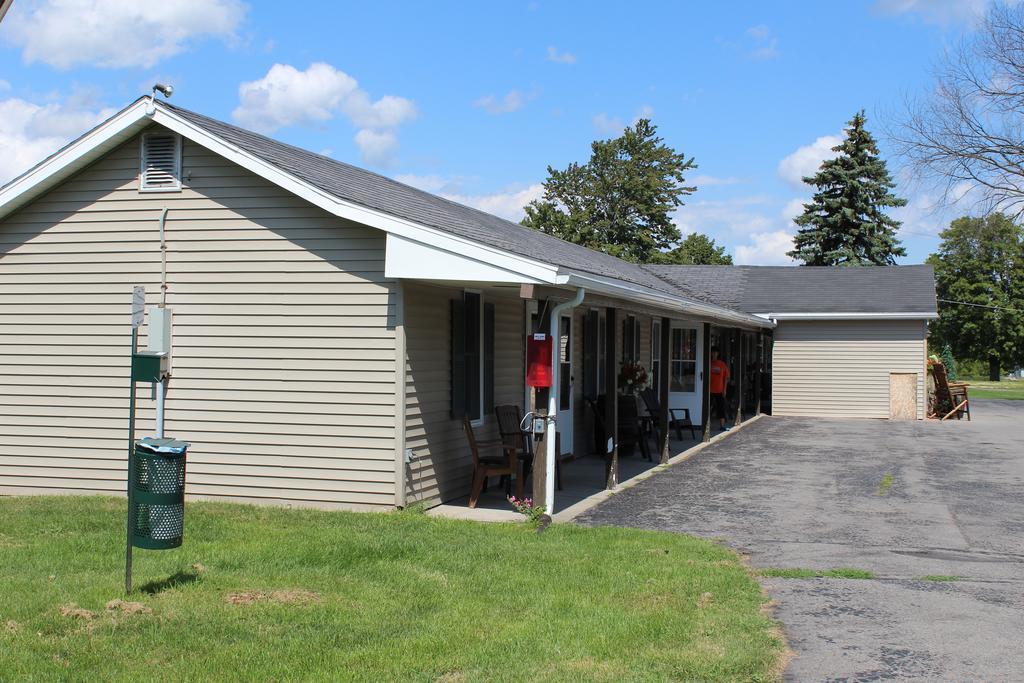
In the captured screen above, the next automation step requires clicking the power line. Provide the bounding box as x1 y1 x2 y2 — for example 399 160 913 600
937 298 1022 314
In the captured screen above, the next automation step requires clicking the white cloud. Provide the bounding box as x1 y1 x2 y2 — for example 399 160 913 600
782 197 807 221
232 62 416 167
673 196 776 238
747 24 771 40
473 89 534 114
353 129 399 167
393 173 471 195
734 230 797 265
777 134 841 188
634 104 655 122
746 24 779 60
344 93 418 130
0 93 116 184
673 195 802 265
1 0 246 69
443 183 544 222
593 106 655 135
592 112 625 135
873 0 993 25
393 173 542 222
891 182 987 238
546 46 576 64
691 174 743 187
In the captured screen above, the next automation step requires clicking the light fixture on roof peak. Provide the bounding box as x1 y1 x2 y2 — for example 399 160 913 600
152 83 174 99
146 83 174 115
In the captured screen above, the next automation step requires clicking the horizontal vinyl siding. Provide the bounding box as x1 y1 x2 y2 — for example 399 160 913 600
404 283 523 507
0 129 397 508
772 320 927 419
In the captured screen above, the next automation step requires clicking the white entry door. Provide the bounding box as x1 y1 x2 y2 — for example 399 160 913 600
668 323 702 424
556 314 573 455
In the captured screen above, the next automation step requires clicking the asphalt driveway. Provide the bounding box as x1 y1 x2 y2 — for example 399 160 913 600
577 400 1024 681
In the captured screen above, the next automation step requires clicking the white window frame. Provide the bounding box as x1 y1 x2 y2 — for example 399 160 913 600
670 326 698 393
139 132 183 193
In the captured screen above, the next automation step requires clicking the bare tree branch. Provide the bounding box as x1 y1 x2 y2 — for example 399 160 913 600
892 3 1024 220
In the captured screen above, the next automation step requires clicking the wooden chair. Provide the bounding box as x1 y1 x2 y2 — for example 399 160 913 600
462 416 523 508
494 404 561 490
639 387 696 441
617 396 651 461
932 363 971 421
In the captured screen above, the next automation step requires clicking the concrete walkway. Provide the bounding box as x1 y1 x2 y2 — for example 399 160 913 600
577 400 1024 681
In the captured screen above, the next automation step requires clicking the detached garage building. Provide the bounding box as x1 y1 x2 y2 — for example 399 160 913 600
646 265 938 420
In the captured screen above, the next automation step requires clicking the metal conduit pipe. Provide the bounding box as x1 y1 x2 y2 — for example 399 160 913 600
155 208 169 438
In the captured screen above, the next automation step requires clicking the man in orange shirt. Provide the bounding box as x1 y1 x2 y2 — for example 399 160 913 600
709 346 731 431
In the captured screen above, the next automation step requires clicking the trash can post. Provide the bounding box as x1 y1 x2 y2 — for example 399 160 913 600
125 325 138 595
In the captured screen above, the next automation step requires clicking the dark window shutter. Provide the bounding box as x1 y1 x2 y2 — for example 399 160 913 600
450 298 467 419
483 303 495 415
583 310 598 400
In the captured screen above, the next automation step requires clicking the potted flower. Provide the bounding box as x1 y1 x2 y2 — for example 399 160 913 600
616 361 649 458
617 361 649 396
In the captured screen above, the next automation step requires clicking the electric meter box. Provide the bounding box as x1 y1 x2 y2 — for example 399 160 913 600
147 306 172 362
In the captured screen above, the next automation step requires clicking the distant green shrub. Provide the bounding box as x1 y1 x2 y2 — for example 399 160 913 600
957 358 989 380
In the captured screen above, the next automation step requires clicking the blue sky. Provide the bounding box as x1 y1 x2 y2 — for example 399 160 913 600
0 0 993 264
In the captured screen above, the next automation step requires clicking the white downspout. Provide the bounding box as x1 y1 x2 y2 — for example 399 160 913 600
546 287 585 512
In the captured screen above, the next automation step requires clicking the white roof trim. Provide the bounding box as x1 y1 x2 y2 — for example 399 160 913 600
146 106 562 285
755 312 938 321
560 270 774 329
0 98 772 328
385 234 551 284
0 100 559 287
0 98 153 219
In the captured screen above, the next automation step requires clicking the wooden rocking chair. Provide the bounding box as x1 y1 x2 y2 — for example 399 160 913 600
462 416 524 508
931 363 971 421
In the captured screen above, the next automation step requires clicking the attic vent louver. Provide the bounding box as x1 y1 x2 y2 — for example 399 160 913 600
140 133 181 192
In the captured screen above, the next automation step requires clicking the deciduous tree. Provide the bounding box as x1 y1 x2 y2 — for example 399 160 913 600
662 232 733 265
928 214 1024 381
522 119 696 263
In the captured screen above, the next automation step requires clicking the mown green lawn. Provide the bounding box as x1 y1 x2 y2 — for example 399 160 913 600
0 497 783 682
961 379 1024 400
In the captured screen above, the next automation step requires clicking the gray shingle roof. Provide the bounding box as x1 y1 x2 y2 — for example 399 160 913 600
643 264 937 315
164 103 678 295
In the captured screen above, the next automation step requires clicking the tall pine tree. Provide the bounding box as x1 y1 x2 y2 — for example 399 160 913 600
788 111 907 266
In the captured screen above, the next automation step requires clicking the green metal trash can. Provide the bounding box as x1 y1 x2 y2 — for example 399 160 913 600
130 437 188 550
